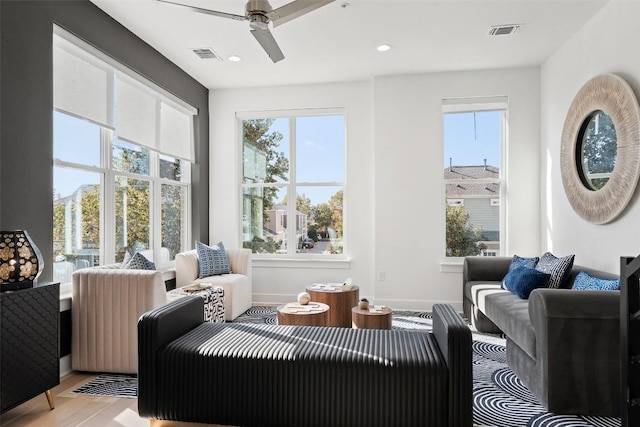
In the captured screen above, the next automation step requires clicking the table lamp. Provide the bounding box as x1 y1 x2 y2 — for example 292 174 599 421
0 230 43 291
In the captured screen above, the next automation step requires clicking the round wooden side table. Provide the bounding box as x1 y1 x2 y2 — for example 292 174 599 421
351 306 393 330
276 302 330 326
306 285 359 328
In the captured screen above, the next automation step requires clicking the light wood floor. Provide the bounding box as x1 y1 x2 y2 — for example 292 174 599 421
0 372 149 427
1 373 231 427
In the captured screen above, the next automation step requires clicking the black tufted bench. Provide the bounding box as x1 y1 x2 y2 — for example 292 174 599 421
138 298 472 427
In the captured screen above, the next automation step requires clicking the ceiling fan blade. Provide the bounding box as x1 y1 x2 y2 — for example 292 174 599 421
250 28 285 63
155 0 246 22
268 0 335 28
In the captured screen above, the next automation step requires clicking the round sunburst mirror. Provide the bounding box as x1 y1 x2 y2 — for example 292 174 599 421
560 74 640 224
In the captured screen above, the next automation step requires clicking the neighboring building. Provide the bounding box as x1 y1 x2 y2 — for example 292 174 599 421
264 205 308 246
445 163 500 255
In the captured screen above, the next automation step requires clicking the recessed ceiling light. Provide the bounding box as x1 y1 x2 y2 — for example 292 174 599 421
376 44 392 52
228 55 242 62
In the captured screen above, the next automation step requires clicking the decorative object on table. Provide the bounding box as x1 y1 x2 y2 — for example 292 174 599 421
0 230 44 291
297 291 311 305
358 298 369 310
342 277 354 291
560 73 640 224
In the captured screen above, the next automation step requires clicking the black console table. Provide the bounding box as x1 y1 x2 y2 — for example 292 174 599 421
1 282 60 413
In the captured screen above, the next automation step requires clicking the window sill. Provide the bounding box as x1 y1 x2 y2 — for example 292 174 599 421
253 257 351 269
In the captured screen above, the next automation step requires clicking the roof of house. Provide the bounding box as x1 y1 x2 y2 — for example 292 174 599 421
445 165 500 197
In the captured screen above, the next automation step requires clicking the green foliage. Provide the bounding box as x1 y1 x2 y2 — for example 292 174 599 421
243 119 289 211
329 190 343 237
582 112 617 190
243 236 281 254
446 206 486 257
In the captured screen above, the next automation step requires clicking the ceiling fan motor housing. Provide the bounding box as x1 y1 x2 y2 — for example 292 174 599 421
246 0 273 16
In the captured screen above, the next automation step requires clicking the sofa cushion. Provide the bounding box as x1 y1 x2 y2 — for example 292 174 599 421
122 252 156 270
534 252 574 289
503 267 551 299
466 281 509 314
502 255 539 289
572 271 620 291
197 241 231 277
485 291 536 359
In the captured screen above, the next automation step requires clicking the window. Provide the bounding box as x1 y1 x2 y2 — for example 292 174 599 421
443 97 507 258
52 28 194 283
240 111 345 256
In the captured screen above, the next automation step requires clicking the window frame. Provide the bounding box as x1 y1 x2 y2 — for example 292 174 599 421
442 98 507 259
237 108 347 259
53 116 192 269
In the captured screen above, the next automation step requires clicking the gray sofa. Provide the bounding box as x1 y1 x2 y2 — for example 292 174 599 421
463 256 620 417
138 297 473 426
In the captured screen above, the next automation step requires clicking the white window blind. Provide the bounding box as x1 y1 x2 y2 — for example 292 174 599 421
53 27 196 162
116 74 157 149
53 39 114 129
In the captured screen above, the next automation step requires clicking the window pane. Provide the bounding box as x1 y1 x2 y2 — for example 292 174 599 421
243 186 287 254
113 137 150 175
161 184 187 260
443 110 502 257
242 118 289 184
53 111 101 167
115 177 151 261
53 167 101 283
296 115 344 182
159 154 182 181
296 186 343 254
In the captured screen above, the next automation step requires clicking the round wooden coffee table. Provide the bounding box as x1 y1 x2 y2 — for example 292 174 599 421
276 302 330 326
306 285 359 328
351 306 393 330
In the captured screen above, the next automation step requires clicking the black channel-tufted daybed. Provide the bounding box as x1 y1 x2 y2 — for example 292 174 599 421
138 297 472 427
463 255 620 417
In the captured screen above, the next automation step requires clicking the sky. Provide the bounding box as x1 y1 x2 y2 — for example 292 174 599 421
443 110 502 169
262 115 345 206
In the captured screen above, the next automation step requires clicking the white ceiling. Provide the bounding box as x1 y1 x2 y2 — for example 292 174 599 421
90 0 608 90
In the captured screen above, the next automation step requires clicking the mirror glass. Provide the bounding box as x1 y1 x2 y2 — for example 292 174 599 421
578 110 617 190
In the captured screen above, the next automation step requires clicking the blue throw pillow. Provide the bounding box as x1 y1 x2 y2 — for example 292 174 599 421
502 255 540 289
572 271 620 291
197 241 231 278
534 252 575 289
503 266 551 299
122 252 156 270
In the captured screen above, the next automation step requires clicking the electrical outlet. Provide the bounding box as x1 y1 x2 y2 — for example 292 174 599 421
377 271 385 281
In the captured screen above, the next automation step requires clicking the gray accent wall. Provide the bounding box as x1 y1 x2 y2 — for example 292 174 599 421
0 0 209 281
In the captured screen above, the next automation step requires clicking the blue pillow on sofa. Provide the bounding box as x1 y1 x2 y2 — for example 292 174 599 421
122 252 156 270
503 266 551 299
197 241 231 278
501 255 540 289
572 271 620 291
534 252 574 289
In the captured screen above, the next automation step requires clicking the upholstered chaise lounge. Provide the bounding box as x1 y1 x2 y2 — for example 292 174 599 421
138 297 473 427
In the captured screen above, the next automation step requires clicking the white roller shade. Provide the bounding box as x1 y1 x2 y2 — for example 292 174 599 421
160 101 194 161
116 75 157 149
53 41 114 128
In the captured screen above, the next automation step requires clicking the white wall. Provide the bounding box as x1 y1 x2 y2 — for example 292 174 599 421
210 68 541 310
373 68 541 309
541 0 640 273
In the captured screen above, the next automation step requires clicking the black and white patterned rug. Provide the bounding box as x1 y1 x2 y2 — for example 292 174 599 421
72 306 621 426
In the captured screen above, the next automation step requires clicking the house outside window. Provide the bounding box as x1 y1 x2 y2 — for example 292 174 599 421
52 28 194 283
443 97 507 258
240 110 345 256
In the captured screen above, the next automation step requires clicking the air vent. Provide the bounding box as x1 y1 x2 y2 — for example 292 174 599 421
192 48 222 60
488 24 521 36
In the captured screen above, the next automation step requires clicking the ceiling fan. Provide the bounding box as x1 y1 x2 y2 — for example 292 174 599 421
156 0 335 63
